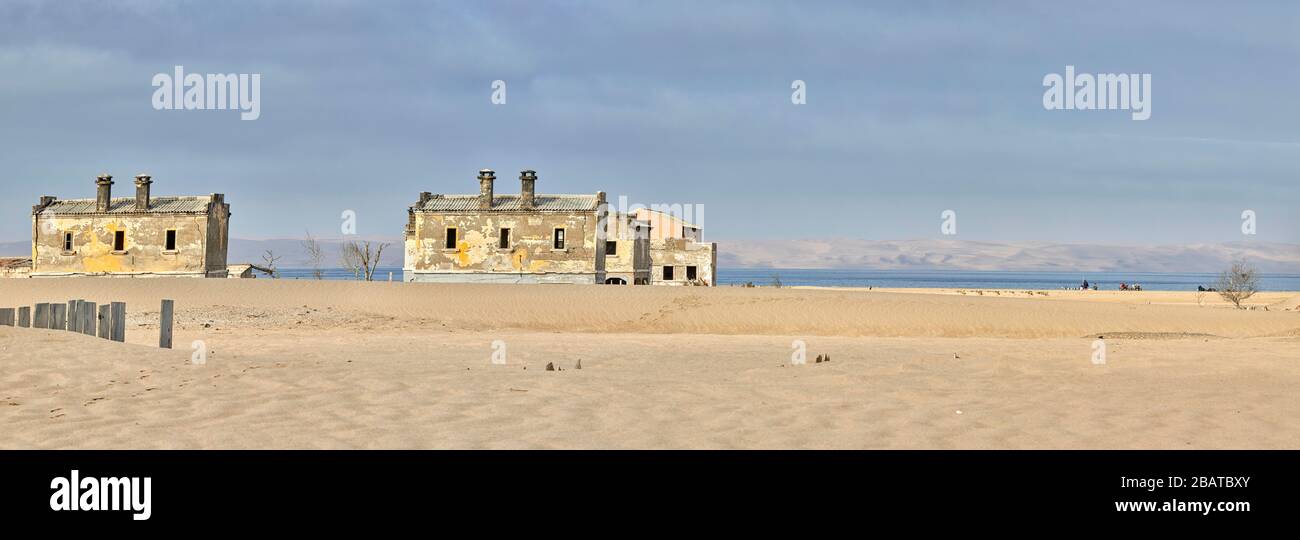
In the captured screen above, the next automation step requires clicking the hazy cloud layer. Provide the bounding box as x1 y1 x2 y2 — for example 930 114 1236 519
2 1 1297 248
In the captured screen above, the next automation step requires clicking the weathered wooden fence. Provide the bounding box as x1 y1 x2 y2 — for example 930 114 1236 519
1 299 176 350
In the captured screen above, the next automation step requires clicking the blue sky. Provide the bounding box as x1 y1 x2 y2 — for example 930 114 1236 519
1 0 1297 244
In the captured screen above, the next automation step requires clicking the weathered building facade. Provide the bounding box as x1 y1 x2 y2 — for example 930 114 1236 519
404 169 618 284
601 213 652 285
634 208 717 286
30 174 231 278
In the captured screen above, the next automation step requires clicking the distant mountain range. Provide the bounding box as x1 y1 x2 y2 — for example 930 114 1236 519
3 238 1298 273
717 239 1300 273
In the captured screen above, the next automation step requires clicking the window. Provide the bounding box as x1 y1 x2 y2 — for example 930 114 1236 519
63 232 73 251
553 228 565 250
165 230 177 251
499 228 511 249
445 228 457 249
686 265 698 281
663 265 675 280
605 241 617 255
113 230 126 252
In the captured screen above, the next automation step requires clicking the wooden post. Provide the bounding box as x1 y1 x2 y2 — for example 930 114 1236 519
79 301 92 335
110 302 126 343
18 306 31 328
97 304 110 339
51 303 67 330
33 303 49 329
159 299 174 349
0 308 13 326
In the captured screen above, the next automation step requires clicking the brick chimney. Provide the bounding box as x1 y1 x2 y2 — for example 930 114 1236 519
134 174 152 211
478 169 495 210
520 170 537 210
95 174 113 212
418 191 432 207
33 196 56 214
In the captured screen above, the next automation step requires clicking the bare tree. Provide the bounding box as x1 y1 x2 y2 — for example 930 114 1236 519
1215 260 1259 309
301 230 325 280
261 250 283 278
770 273 783 288
340 240 390 281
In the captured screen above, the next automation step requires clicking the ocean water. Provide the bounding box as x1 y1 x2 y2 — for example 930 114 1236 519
272 267 1300 291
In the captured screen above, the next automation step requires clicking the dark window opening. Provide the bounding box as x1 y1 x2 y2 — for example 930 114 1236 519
165 230 177 251
604 277 626 285
686 265 698 281
63 232 73 251
605 241 617 255
113 230 125 251
499 228 511 249
445 228 457 249
663 265 675 280
554 228 565 250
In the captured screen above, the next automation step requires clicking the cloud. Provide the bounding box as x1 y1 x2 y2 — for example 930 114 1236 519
1 0 1297 246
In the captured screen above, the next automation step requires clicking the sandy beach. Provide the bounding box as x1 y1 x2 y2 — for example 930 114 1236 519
2 279 1298 449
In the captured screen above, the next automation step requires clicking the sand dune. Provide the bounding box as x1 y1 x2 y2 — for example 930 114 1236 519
0 279 1296 339
2 279 1298 449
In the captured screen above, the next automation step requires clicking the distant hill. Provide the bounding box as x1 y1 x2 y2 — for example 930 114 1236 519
4 237 1298 273
718 239 1300 273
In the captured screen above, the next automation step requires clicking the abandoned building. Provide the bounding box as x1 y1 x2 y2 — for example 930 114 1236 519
0 258 32 278
30 174 231 278
634 208 717 286
405 168 717 286
601 212 652 285
405 169 616 283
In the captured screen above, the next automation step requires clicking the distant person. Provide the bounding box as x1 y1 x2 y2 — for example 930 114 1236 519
1082 279 1090 290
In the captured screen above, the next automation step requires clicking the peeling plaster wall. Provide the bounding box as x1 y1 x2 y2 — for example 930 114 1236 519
404 209 606 283
602 215 651 284
650 239 717 286
31 211 226 277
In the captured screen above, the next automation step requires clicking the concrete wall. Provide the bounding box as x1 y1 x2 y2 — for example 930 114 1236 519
203 196 231 277
602 214 651 284
31 208 228 277
650 239 717 286
404 210 606 283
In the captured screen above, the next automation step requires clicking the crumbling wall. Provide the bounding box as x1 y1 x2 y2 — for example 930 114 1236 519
601 215 651 284
203 198 231 277
405 210 604 283
32 213 212 277
650 239 717 286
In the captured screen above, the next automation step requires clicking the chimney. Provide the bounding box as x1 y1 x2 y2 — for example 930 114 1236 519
33 196 56 214
478 169 495 210
520 170 537 210
134 174 152 211
418 191 432 207
95 174 113 212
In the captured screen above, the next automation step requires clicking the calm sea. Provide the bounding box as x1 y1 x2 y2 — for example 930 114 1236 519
273 267 1300 291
